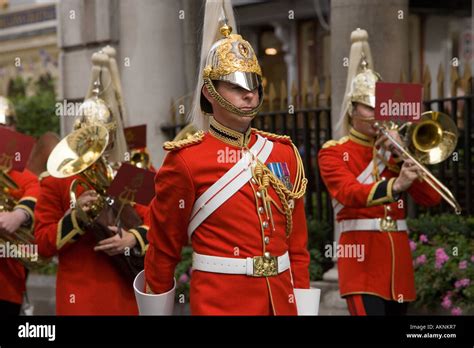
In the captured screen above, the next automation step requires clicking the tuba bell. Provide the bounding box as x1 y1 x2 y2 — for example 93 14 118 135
47 123 114 216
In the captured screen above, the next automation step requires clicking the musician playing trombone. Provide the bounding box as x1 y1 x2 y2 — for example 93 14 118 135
318 29 442 316
0 97 40 316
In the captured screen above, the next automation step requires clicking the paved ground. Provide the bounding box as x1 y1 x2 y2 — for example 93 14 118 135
23 274 348 316
24 273 56 315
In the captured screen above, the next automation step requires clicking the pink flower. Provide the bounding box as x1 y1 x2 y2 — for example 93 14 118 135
459 260 468 270
178 273 189 284
454 278 470 289
435 248 449 269
419 234 428 243
441 294 452 309
471 255 474 263
451 307 462 316
409 240 417 252
415 254 427 266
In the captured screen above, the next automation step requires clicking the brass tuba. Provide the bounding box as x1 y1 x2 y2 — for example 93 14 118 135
0 171 50 270
47 123 145 281
374 111 461 214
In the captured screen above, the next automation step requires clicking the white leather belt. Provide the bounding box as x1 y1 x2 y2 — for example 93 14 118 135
337 218 408 234
192 251 290 277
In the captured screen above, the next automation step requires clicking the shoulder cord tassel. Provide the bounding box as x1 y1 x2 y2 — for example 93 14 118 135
252 144 307 237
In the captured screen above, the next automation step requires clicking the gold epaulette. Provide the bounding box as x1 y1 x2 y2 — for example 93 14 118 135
322 136 349 149
163 130 205 151
38 171 50 182
252 129 292 145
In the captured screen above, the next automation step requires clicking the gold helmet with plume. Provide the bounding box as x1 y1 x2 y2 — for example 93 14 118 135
348 57 381 113
336 28 382 136
193 0 264 127
73 48 127 164
74 80 116 132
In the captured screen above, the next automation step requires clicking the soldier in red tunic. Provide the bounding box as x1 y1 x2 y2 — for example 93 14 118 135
134 0 320 316
0 97 40 315
318 29 441 315
34 174 149 315
34 50 150 315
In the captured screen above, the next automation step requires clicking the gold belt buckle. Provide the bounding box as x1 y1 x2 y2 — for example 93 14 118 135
379 217 398 232
253 254 278 277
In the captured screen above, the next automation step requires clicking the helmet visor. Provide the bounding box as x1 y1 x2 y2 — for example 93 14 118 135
218 71 260 91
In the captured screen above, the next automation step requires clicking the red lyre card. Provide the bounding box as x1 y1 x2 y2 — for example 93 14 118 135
124 125 147 150
107 162 155 205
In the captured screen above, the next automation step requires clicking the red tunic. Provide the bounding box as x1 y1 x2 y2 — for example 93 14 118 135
318 128 441 302
0 169 39 304
145 127 310 315
34 174 150 315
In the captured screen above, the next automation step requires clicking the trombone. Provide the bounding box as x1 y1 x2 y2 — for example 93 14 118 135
373 111 462 215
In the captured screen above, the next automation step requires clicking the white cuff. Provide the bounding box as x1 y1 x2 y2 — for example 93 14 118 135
133 270 176 315
294 288 321 316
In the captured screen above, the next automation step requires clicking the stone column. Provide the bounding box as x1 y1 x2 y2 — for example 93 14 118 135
57 0 119 137
58 0 196 166
118 0 192 167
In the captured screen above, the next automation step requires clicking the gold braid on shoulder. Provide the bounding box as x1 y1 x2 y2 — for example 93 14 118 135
251 132 307 237
163 131 205 151
252 128 291 142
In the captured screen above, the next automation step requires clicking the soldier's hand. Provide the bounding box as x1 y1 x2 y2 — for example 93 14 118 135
375 130 404 157
76 190 99 212
393 159 423 193
0 210 28 235
93 226 137 256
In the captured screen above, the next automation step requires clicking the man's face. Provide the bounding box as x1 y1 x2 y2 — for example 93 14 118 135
204 80 260 132
351 103 377 137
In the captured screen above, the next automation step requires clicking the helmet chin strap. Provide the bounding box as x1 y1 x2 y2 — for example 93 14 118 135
203 77 263 118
